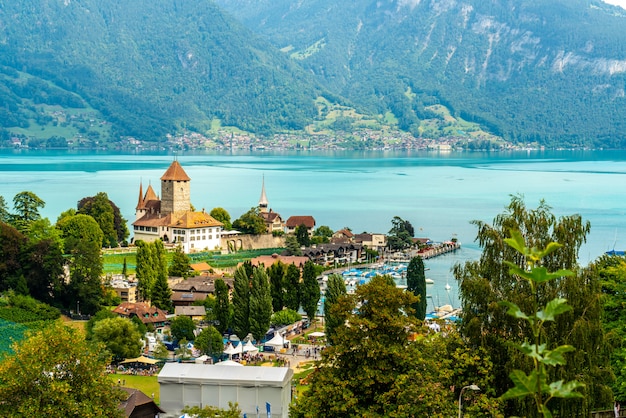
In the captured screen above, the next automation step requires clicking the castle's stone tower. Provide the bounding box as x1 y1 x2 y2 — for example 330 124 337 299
160 160 191 215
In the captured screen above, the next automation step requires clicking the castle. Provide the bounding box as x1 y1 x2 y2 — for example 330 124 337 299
132 160 223 252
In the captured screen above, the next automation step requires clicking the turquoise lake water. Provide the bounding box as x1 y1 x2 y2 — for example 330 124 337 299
2 148 626 311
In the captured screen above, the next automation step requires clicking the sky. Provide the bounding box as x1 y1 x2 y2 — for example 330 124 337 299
602 0 626 9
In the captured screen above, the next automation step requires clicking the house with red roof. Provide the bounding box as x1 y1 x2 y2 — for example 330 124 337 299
285 215 316 236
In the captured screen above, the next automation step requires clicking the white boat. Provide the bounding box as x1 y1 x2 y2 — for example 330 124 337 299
426 278 434 284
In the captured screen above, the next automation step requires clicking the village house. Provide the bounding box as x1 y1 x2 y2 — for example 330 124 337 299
354 233 387 252
284 215 315 236
258 176 285 234
248 253 309 270
174 305 206 322
170 276 233 307
132 160 223 253
113 302 168 326
301 243 363 267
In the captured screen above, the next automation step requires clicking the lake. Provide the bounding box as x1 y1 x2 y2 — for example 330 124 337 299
1 148 625 311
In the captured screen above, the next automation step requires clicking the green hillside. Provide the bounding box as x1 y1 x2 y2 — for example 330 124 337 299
215 0 626 148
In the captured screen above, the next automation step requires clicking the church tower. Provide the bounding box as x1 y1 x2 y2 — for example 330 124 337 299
160 160 191 215
258 175 269 213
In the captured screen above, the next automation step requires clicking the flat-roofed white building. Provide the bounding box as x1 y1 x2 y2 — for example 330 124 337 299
158 363 293 418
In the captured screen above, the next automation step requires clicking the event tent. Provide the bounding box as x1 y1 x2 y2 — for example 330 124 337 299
265 332 289 349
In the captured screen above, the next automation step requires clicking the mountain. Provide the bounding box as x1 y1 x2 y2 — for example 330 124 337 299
0 0 321 143
213 0 626 148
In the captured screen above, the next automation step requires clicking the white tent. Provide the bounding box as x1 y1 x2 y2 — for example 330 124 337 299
265 332 290 349
223 343 238 357
195 355 210 364
243 340 259 354
215 359 244 367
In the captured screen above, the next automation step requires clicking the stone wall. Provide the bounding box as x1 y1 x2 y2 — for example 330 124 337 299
221 234 286 252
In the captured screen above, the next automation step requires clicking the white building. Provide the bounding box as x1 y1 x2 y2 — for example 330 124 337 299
158 363 293 418
132 160 223 252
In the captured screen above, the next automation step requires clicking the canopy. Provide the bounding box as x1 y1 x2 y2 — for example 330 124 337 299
265 332 289 349
243 340 259 354
195 355 210 364
121 355 158 365
308 331 325 338
215 359 244 367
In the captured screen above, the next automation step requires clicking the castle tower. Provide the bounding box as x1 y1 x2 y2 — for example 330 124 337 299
160 160 191 215
258 175 269 213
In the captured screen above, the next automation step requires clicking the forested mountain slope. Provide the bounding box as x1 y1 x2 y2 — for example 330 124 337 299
214 0 626 147
0 0 321 142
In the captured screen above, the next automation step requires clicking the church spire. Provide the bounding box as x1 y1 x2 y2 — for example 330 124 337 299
136 180 144 210
258 175 269 212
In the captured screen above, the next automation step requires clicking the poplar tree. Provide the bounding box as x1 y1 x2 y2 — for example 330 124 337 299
249 267 272 342
151 240 172 312
169 245 190 277
300 261 320 322
267 260 286 312
135 241 155 302
323 274 346 346
453 196 613 417
283 263 301 311
232 263 251 339
406 255 427 320
214 278 231 334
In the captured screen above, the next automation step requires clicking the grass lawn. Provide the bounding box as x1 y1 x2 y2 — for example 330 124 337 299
108 373 160 405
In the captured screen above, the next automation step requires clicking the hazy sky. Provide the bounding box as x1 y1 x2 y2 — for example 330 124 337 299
603 0 626 9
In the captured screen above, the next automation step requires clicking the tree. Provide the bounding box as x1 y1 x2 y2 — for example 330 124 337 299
57 213 104 315
153 342 169 360
271 309 301 327
77 192 118 247
295 224 311 247
232 207 266 235
92 317 143 362
387 215 414 251
300 260 320 322
194 325 224 358
267 260 286 312
214 278 231 334
313 225 333 243
169 245 191 277
175 338 192 360
284 235 302 256
12 191 44 231
0 221 27 293
151 240 173 312
232 263 251 338
406 256 427 320
283 263 301 311
0 322 125 417
181 402 241 418
85 308 118 340
323 274 346 346
291 275 501 417
135 240 155 302
170 315 196 342
249 266 272 342
0 196 10 223
210 207 232 230
453 196 613 417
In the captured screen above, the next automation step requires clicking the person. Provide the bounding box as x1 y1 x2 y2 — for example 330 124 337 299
615 401 620 418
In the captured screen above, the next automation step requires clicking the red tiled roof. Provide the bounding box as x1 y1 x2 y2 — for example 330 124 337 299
285 216 316 228
249 253 309 269
160 160 190 181
113 302 168 323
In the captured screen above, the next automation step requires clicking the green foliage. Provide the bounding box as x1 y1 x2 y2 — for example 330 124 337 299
406 256 427 320
170 316 196 342
232 207 267 235
151 241 173 312
169 245 191 278
387 216 414 251
210 207 232 231
454 196 613 417
194 325 224 358
0 319 27 358
271 309 301 327
135 241 155 302
11 191 44 231
0 322 125 417
92 317 143 362
292 275 501 417
267 260 286 312
284 235 302 256
85 308 117 340
499 230 583 417
214 278 231 334
295 224 311 247
283 263 301 311
323 274 346 346
249 267 272 342
232 263 251 339
181 402 242 418
78 192 127 247
300 261 320 321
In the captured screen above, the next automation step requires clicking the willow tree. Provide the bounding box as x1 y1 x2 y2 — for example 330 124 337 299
406 255 426 320
453 196 613 417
